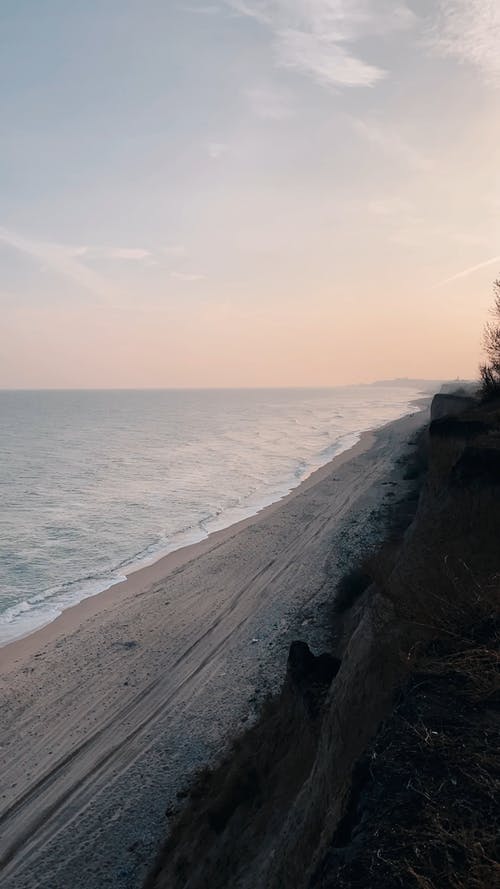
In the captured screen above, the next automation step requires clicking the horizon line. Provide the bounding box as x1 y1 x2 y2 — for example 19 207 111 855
0 378 450 393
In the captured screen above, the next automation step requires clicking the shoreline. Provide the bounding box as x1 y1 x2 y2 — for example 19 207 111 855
0 426 378 670
0 398 427 668
0 403 430 889
0 392 428 663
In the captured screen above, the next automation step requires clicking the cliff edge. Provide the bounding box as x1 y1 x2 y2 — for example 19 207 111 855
144 396 500 889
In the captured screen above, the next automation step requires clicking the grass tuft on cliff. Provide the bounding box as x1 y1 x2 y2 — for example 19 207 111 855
311 613 500 889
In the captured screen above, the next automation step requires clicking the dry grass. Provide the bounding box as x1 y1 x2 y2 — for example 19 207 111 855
311 605 500 889
313 404 500 889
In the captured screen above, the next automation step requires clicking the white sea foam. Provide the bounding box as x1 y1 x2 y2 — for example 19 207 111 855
0 387 423 646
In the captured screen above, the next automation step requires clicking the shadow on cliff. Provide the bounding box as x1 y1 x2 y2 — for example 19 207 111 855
145 397 500 889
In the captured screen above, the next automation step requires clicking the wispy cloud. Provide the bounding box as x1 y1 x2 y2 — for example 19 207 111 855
70 245 152 261
162 244 187 257
432 1 500 86
0 288 27 307
276 29 385 88
352 118 433 171
170 271 206 281
183 3 221 13
435 255 500 287
0 227 192 301
227 1 416 89
367 197 414 217
207 141 229 159
245 86 294 119
97 247 151 260
0 226 116 301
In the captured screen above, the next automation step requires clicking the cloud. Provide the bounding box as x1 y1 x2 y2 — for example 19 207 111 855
183 3 221 13
162 244 187 257
208 142 229 159
170 271 206 281
74 246 152 261
432 1 500 86
277 29 385 88
367 197 414 217
101 247 151 260
351 118 433 171
0 228 179 303
435 255 500 287
0 226 116 301
245 86 294 119
0 288 26 307
65 245 89 257
227 1 416 88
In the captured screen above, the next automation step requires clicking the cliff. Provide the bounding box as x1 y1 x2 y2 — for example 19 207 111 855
144 397 499 889
430 392 477 421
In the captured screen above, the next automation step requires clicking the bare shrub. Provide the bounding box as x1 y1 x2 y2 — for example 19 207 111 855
480 280 500 400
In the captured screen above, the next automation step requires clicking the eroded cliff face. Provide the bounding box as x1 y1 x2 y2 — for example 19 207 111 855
145 398 500 889
430 393 476 421
144 640 343 889
294 402 500 889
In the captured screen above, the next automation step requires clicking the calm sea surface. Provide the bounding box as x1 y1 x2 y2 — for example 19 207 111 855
0 387 422 645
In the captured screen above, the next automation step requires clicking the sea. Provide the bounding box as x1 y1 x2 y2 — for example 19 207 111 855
0 386 424 646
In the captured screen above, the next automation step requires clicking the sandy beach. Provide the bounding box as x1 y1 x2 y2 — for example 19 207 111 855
0 406 429 889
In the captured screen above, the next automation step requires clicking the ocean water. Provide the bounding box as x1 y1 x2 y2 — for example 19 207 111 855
0 386 423 646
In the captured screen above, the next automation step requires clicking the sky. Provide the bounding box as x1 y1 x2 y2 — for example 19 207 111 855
1 0 499 388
